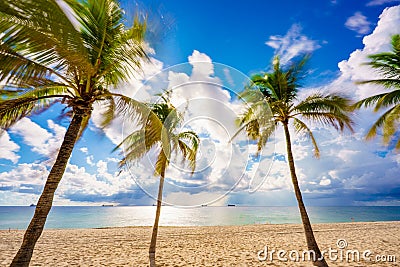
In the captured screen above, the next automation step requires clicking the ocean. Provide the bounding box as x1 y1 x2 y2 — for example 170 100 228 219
0 206 399 230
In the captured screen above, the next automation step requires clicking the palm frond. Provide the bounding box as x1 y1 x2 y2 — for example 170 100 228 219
255 121 276 155
0 96 57 129
113 94 152 124
294 93 354 132
233 99 274 142
352 92 393 110
116 130 150 167
356 79 400 89
373 89 400 111
177 131 199 173
0 0 93 77
366 105 400 144
293 117 320 158
154 149 168 177
117 94 200 179
0 86 70 129
0 43 72 88
65 0 147 86
97 95 116 129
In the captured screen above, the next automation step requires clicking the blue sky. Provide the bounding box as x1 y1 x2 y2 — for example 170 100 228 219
1 0 400 206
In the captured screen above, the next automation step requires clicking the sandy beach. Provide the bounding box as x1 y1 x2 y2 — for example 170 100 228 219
0 221 399 266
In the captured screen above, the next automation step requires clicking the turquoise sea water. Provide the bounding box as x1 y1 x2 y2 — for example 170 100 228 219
0 206 399 230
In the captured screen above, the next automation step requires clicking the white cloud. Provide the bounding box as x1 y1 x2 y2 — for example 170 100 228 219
79 147 88 154
0 163 48 188
345 12 371 35
265 24 321 65
0 156 143 205
366 0 400 6
319 177 332 186
86 155 95 166
0 132 20 163
10 118 66 161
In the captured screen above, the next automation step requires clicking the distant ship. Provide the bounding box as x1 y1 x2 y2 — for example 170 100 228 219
102 204 114 207
227 204 236 207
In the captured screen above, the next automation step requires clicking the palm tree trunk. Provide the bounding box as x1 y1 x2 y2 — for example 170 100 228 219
149 168 165 267
283 123 328 267
11 111 86 267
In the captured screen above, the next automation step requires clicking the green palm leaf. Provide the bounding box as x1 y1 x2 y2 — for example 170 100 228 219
294 93 354 132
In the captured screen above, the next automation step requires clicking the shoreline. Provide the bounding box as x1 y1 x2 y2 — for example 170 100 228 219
1 221 399 266
2 219 400 231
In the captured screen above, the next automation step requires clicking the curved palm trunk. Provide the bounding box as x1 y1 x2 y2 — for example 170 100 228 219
11 111 87 267
283 123 328 267
149 168 165 267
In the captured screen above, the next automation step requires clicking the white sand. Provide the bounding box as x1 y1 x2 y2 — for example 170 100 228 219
1 221 399 266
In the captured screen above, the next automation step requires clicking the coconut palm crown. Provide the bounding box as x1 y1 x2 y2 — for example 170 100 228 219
236 55 353 267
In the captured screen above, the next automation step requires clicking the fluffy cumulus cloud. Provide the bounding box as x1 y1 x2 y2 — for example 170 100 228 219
10 118 66 161
345 12 371 35
0 132 20 163
0 163 48 196
0 155 146 205
265 24 321 64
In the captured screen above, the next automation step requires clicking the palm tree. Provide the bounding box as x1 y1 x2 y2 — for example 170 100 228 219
353 34 400 148
116 96 199 267
0 0 148 265
235 56 353 267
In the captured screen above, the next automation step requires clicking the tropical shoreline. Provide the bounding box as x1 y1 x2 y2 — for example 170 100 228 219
1 221 399 266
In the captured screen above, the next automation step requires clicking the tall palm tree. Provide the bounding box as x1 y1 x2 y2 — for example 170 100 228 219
0 0 148 265
236 56 353 267
353 34 400 148
116 96 199 267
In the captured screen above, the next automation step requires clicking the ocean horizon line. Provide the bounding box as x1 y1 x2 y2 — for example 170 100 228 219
1 206 399 230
